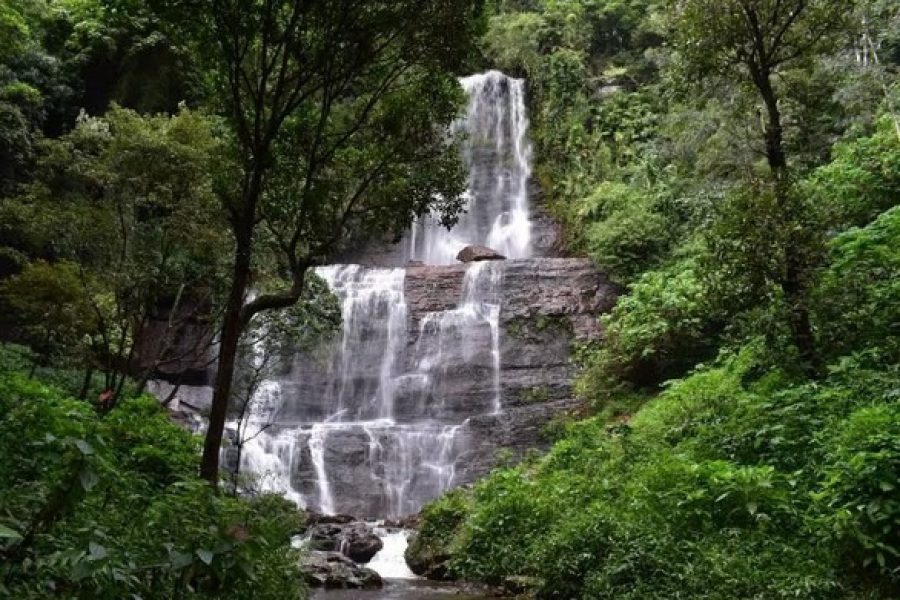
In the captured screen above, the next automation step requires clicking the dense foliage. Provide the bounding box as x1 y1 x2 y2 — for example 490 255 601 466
0 348 307 599
2 0 899 598
411 0 900 598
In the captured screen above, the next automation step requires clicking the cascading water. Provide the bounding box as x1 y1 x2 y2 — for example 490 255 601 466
235 71 533 519
408 71 532 265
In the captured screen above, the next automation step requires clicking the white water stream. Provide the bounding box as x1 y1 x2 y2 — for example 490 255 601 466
367 527 417 579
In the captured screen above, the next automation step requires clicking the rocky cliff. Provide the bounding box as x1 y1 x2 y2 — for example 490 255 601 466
406 257 616 479
246 257 617 518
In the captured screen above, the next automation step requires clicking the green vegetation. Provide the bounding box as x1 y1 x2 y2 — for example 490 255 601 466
417 347 899 598
2 0 899 598
0 350 307 599
412 1 900 598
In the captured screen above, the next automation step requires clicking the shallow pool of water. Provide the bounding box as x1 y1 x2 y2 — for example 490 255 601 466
311 579 494 600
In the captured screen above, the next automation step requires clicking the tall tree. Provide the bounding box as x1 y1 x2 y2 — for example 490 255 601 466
673 0 855 373
163 0 484 484
0 106 227 404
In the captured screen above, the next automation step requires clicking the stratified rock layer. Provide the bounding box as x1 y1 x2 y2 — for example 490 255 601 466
251 257 616 518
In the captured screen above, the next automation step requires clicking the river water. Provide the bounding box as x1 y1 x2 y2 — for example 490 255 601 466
311 580 493 600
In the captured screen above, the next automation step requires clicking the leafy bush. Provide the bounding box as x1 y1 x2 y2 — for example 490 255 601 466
481 12 548 77
814 206 900 364
584 191 672 283
0 373 307 599
805 116 900 229
576 252 720 404
816 402 900 586
405 488 471 579
452 469 552 583
418 344 899 598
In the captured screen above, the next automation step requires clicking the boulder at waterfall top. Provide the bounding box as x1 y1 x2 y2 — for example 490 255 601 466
302 551 382 589
456 245 505 263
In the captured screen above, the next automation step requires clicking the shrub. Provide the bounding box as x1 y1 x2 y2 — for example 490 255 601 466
0 373 306 599
816 403 900 587
405 488 471 580
576 253 719 403
814 206 900 364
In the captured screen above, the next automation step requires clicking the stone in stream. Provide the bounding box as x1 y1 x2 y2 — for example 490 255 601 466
307 520 384 564
456 244 505 263
306 512 357 525
302 551 382 589
404 532 454 581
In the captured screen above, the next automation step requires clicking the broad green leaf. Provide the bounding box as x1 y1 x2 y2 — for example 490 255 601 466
0 524 22 540
88 541 107 561
75 439 94 455
80 468 99 492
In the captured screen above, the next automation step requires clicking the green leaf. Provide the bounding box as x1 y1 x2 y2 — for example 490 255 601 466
170 551 193 569
196 549 214 565
88 541 107 561
80 468 99 492
75 439 94 455
0 524 22 540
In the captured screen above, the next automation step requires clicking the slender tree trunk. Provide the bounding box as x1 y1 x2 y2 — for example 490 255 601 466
199 231 254 485
757 71 819 375
78 367 93 400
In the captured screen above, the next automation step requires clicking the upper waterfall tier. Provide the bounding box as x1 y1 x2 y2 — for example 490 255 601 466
409 71 532 264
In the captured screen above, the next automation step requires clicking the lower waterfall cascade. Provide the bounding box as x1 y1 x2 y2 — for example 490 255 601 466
225 70 616 519
236 261 506 517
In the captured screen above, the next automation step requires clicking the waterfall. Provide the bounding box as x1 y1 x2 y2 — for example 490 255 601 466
234 71 532 518
367 525 417 579
408 70 532 265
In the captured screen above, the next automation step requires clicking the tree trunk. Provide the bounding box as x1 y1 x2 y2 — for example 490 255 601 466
78 368 93 400
199 234 253 485
757 71 819 375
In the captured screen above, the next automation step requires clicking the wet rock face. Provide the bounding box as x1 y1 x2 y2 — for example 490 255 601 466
404 258 617 425
262 257 617 518
404 532 454 580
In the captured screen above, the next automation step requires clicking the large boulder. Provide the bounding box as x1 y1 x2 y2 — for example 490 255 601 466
404 532 453 580
306 512 357 525
302 551 382 589
342 523 384 563
456 245 505 263
306 520 384 564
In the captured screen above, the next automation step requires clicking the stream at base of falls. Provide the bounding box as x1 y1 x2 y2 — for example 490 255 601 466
308 528 496 599
311 581 494 600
